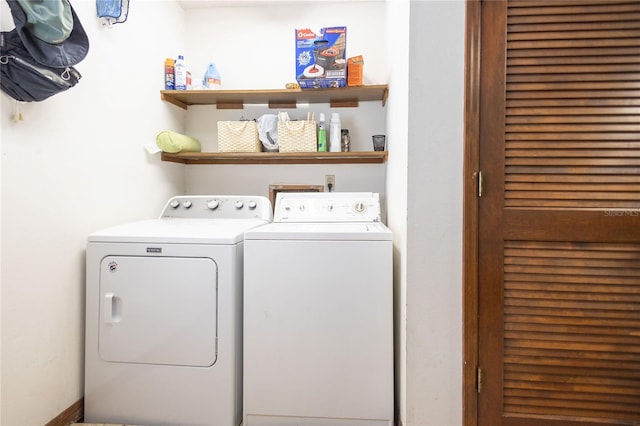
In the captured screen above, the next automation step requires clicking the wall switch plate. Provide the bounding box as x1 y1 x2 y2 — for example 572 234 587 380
325 175 335 192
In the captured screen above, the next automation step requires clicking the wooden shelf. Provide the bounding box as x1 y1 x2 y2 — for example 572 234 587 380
159 85 389 166
160 85 388 110
161 151 388 165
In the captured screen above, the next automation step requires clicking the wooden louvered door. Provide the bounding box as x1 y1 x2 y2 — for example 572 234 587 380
477 1 640 425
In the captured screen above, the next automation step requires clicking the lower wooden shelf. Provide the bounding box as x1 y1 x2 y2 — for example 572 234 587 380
160 151 388 165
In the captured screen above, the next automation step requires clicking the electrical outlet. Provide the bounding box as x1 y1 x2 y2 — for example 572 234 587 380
325 175 335 192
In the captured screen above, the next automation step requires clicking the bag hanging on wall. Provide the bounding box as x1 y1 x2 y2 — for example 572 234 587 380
0 29 81 102
0 0 88 102
7 0 89 68
217 120 262 153
96 0 130 26
278 112 317 152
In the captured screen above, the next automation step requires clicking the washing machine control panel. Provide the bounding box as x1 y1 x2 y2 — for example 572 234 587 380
161 196 273 220
274 192 381 223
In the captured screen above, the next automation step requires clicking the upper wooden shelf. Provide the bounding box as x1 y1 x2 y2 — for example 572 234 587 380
160 85 389 110
161 151 388 165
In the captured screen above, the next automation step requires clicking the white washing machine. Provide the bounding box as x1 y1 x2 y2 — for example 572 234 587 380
243 192 394 426
84 195 272 426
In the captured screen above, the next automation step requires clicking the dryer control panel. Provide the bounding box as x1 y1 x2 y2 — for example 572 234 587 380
274 192 381 223
161 195 273 221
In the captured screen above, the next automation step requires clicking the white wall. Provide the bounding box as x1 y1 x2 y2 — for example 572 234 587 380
404 1 465 425
0 1 185 424
181 3 387 91
384 0 409 422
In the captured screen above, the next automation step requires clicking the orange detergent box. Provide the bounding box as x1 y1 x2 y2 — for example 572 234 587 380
295 27 347 89
347 55 363 86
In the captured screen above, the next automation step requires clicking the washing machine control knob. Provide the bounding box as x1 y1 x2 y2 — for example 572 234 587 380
248 200 257 210
354 202 366 213
235 201 244 209
183 200 192 209
170 200 180 209
207 200 220 210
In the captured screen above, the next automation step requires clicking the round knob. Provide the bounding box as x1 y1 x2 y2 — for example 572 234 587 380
248 200 257 210
170 200 180 209
235 201 244 209
207 200 220 210
183 200 192 209
354 202 366 213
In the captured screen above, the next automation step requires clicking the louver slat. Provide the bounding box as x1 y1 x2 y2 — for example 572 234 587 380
503 241 640 422
505 1 640 211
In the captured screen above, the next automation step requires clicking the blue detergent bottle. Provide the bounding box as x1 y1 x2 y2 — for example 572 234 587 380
203 62 221 89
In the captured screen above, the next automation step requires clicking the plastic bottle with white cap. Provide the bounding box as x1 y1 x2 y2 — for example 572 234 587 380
175 55 188 90
329 112 342 152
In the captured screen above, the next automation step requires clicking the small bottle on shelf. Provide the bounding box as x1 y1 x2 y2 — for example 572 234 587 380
164 58 175 90
341 129 350 152
329 113 342 152
317 113 327 152
175 55 188 90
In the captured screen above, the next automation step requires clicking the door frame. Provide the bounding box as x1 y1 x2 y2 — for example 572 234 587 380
463 0 481 425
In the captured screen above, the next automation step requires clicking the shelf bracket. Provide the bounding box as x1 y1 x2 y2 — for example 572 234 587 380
269 100 297 109
381 87 389 106
330 98 358 108
216 101 244 109
160 92 188 110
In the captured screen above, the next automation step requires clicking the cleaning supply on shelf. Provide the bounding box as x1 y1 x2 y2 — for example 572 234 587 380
175 55 188 90
203 62 222 89
329 112 342 152
341 129 350 152
164 58 175 90
317 113 327 152
347 56 364 87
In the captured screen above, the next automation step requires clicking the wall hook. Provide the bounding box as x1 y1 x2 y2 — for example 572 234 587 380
12 100 24 123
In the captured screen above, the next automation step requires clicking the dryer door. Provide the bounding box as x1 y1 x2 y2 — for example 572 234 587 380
98 256 217 367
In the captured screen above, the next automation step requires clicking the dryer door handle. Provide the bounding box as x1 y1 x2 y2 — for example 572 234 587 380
103 292 122 324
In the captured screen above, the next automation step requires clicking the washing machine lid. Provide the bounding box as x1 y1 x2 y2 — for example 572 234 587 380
244 221 392 241
89 218 270 244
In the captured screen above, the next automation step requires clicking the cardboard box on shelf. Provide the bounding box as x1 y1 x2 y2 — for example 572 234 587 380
347 55 363 86
295 27 347 89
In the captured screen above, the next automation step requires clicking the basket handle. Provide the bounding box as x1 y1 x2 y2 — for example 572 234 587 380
283 120 310 131
226 121 250 132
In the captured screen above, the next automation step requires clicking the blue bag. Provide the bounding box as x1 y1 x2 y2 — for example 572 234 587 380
0 0 87 102
1 29 81 102
97 0 129 26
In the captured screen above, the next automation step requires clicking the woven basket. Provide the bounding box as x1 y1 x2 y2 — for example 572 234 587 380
278 113 317 152
217 121 261 152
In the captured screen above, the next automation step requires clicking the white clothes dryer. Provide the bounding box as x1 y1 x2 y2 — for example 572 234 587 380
84 195 272 426
243 192 394 426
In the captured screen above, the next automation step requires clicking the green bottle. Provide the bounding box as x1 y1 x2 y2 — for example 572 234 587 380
317 113 327 152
